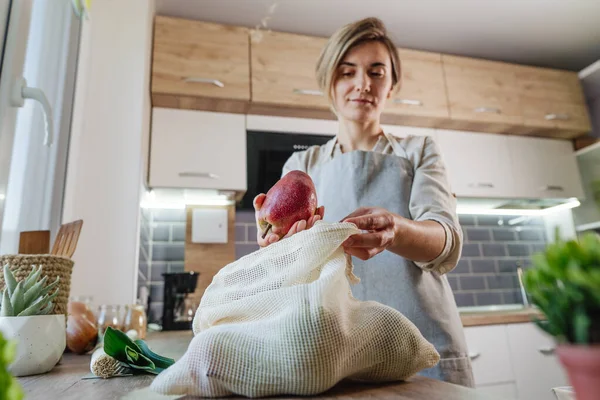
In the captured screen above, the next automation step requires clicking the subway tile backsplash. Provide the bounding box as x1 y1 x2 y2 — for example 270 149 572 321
137 208 548 322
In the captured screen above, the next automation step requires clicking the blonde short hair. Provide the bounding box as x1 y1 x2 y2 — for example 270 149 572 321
315 17 401 104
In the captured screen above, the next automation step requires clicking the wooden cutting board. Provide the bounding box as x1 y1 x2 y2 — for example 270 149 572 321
184 205 236 299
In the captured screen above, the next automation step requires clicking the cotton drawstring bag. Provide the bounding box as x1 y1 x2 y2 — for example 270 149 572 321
151 222 440 398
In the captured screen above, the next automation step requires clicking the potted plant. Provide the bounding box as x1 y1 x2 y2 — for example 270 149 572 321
0 264 65 377
0 331 24 400
522 231 600 400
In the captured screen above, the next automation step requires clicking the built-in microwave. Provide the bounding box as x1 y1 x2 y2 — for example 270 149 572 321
237 130 332 211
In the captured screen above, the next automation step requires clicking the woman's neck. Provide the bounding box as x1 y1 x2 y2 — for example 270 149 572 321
336 118 383 153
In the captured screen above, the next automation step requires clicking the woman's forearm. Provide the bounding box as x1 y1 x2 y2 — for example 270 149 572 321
388 215 446 262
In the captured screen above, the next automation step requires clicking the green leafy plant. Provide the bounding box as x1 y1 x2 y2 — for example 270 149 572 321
0 265 60 317
522 230 600 344
102 327 175 375
0 331 24 400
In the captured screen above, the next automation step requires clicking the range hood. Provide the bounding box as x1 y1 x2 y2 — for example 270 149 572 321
455 197 581 216
141 188 581 217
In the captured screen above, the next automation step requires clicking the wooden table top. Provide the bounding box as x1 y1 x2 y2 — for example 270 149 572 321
17 330 503 400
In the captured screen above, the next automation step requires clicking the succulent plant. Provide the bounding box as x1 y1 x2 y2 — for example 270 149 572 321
0 265 60 317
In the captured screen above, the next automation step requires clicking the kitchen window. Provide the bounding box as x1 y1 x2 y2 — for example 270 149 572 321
0 0 82 253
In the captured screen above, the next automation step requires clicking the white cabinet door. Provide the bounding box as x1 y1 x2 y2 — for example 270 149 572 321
464 325 515 386
477 383 518 399
506 323 569 400
508 136 584 199
435 130 515 198
149 108 246 191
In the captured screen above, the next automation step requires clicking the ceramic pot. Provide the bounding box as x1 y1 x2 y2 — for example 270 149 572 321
0 314 66 376
556 344 600 400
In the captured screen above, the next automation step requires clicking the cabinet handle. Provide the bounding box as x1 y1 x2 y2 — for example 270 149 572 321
545 113 570 121
178 172 220 179
474 107 500 114
538 347 555 355
468 352 481 360
468 182 495 189
540 185 564 192
293 89 324 96
392 98 423 106
183 77 225 88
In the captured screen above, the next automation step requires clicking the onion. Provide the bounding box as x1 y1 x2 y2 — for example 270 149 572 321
66 302 98 354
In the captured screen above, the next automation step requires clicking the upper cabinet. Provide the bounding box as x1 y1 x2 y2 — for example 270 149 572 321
149 16 592 141
151 17 250 113
442 55 523 127
250 31 329 112
516 66 591 133
507 136 585 199
384 49 449 122
149 108 246 192
436 130 515 198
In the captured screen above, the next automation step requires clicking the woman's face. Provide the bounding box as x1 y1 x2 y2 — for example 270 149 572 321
331 41 394 124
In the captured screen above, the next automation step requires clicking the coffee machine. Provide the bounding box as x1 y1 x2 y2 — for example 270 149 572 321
162 272 199 330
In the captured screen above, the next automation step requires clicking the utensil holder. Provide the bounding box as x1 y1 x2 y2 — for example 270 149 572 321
0 254 74 317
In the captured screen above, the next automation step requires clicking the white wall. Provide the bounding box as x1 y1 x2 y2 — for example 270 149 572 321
62 0 155 306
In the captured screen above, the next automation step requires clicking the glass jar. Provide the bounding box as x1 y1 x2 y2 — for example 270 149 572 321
123 301 148 340
97 304 122 337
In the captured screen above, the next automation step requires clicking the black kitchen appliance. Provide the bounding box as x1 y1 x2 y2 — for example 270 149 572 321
162 272 199 330
238 130 332 211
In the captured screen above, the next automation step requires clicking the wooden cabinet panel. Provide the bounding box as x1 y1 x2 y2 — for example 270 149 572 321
385 48 449 120
250 31 329 110
517 66 591 133
152 17 250 112
442 55 523 126
149 108 246 192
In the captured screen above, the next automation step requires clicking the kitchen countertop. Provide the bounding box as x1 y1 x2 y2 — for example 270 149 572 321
17 331 502 400
459 305 544 327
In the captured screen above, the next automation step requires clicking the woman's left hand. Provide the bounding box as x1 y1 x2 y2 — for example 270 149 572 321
340 207 400 260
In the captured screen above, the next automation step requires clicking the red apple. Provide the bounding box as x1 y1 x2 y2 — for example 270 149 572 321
258 170 318 239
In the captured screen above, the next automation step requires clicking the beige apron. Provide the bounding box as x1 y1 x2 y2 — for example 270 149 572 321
310 134 475 387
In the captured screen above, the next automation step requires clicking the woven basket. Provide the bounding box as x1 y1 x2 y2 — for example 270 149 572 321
0 254 74 317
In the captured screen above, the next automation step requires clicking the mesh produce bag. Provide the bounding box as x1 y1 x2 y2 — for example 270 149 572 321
151 222 440 398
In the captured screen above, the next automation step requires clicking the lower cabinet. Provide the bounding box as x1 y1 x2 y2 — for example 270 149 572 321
506 323 569 400
464 323 569 400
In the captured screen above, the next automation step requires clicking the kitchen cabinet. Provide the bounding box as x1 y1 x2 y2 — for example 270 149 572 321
442 55 523 129
475 383 518 399
516 66 591 134
250 31 330 113
507 136 585 199
152 17 250 113
150 16 592 140
148 108 246 192
506 323 569 400
464 322 570 400
435 130 515 198
463 325 514 386
384 48 449 122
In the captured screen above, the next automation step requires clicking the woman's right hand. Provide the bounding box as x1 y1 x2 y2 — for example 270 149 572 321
253 194 325 248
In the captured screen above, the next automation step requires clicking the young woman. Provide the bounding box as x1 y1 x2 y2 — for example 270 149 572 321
253 17 474 387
